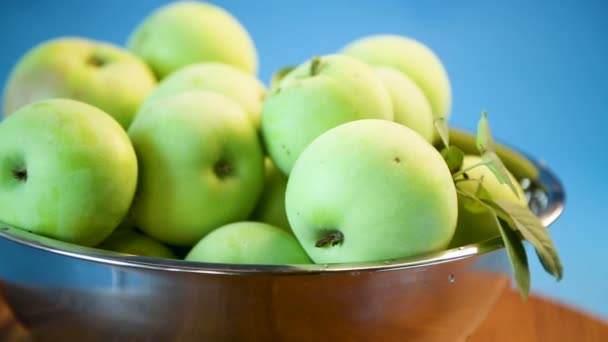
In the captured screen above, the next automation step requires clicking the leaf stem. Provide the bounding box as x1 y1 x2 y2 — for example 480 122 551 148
452 160 489 179
454 177 484 186
309 56 322 76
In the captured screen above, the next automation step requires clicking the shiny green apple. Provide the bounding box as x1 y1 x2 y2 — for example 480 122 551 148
127 1 258 78
98 229 177 259
261 54 393 175
286 119 458 264
250 158 291 233
140 62 266 129
128 91 264 246
342 34 451 124
449 155 528 247
2 37 156 129
185 221 311 265
374 66 435 142
0 99 138 246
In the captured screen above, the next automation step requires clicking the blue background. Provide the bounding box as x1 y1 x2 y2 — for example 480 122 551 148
1 0 607 319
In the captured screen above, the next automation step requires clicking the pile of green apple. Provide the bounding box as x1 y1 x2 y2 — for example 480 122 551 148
0 1 527 266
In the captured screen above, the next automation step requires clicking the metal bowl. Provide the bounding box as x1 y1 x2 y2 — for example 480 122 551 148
0 134 565 342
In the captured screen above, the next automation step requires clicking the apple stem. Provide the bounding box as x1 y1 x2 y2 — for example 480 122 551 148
315 231 344 247
87 55 107 67
309 56 322 76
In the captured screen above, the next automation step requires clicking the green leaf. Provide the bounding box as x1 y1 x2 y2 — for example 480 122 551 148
488 200 563 280
270 65 296 89
473 113 521 199
480 152 507 183
481 152 521 199
454 111 563 299
434 117 450 148
475 176 494 202
456 189 531 299
441 146 465 174
476 111 492 154
457 190 487 214
456 179 493 213
495 214 531 300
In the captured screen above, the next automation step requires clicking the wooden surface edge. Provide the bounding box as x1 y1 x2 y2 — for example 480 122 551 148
469 288 608 341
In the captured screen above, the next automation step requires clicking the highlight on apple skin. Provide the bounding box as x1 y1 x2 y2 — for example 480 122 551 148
260 54 394 175
0 98 139 247
374 65 435 143
285 119 458 264
140 62 266 130
127 1 258 79
2 37 157 129
185 221 311 265
342 34 452 141
128 90 265 247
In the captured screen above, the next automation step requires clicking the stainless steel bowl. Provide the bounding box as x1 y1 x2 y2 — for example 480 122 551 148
0 137 565 342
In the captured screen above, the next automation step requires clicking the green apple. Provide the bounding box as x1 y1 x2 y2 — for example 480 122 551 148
2 37 157 129
185 221 311 265
342 34 451 124
250 158 291 233
449 155 528 248
128 91 264 246
0 99 138 246
286 119 458 264
374 66 435 142
127 1 258 79
98 229 177 259
140 62 266 129
261 54 393 175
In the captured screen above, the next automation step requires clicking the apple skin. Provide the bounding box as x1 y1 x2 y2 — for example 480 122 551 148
250 158 291 233
0 99 138 246
261 54 393 175
449 155 528 248
128 91 264 247
98 229 177 259
140 62 266 130
342 35 451 124
374 66 435 142
2 37 157 129
185 221 311 265
286 119 458 264
127 1 258 79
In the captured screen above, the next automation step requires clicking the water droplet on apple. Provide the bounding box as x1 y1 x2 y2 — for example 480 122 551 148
448 274 456 283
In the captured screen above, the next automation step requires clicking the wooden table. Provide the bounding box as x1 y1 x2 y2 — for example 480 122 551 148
1 287 607 341
469 289 608 341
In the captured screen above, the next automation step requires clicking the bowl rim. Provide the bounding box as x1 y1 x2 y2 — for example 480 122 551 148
0 146 565 276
